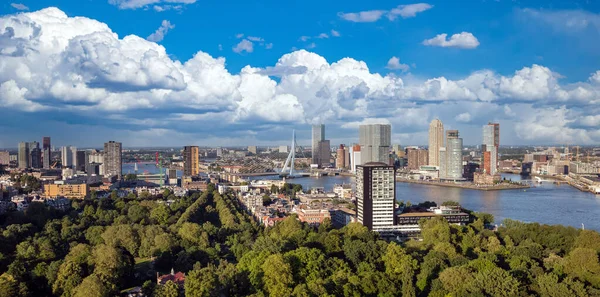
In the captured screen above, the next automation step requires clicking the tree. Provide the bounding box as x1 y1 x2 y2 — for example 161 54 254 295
154 281 179 297
262 254 294 297
0 273 18 297
262 195 272 206
185 266 218 297
72 275 110 297
91 244 134 290
125 174 137 181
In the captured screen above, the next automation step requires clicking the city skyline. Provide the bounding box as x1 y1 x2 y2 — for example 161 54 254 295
0 2 599 147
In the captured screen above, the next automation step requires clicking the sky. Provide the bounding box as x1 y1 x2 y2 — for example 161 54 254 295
0 0 600 148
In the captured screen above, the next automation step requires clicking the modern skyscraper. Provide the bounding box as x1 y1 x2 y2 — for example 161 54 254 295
318 140 330 167
482 123 500 175
248 146 258 155
439 130 464 181
61 146 74 168
359 124 391 164
18 142 29 169
0 151 9 166
356 162 396 231
183 146 199 176
76 151 86 172
104 141 122 178
43 137 51 169
312 124 325 165
428 119 444 167
31 146 42 169
350 144 361 173
343 145 350 168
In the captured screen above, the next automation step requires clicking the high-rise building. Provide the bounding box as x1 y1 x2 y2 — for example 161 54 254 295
439 130 464 181
183 146 199 176
61 146 74 168
104 141 122 178
407 148 429 170
43 137 51 169
31 147 42 169
428 119 444 167
312 124 325 165
18 142 29 169
343 145 350 168
482 123 500 175
336 144 346 169
0 151 9 166
279 146 289 154
359 124 391 164
318 140 331 167
356 162 396 231
248 146 258 155
350 145 361 173
28 142 39 167
392 144 405 158
76 151 86 172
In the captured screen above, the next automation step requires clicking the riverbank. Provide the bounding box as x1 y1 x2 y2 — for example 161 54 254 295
395 178 530 191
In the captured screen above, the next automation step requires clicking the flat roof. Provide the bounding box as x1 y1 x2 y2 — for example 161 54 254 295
398 212 468 217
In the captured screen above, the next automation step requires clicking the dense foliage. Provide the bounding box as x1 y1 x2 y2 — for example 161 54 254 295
0 188 599 297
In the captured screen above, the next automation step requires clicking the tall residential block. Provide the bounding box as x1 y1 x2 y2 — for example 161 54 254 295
0 151 9 166
76 151 86 172
31 146 42 169
343 145 350 168
428 119 444 167
356 162 396 231
311 124 325 165
439 130 464 181
350 145 361 173
183 146 199 176
104 141 122 178
336 145 346 169
318 140 331 167
61 146 75 168
43 137 51 169
359 124 391 164
482 123 500 175
248 146 258 155
407 148 429 170
18 142 29 169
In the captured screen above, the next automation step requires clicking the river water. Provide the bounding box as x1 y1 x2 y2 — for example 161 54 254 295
261 174 600 231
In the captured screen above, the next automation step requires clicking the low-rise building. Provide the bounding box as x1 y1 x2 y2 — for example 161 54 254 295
295 206 331 226
332 207 356 228
44 183 88 199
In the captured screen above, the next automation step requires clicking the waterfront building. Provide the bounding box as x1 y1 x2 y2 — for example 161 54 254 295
318 140 331 167
44 183 89 199
428 119 444 167
350 144 361 173
183 146 199 176
407 148 429 170
392 144 405 158
343 145 350 168
248 145 258 155
18 142 29 169
336 144 346 169
359 124 391 164
439 130 464 181
356 162 396 231
482 123 500 175
103 141 122 178
42 137 51 169
311 124 325 165
0 151 9 166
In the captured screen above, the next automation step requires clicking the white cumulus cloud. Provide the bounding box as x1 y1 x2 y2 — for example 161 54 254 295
233 39 253 54
388 3 433 20
455 112 472 123
385 56 410 72
423 32 480 49
146 20 174 42
10 3 29 10
108 0 196 10
338 10 386 23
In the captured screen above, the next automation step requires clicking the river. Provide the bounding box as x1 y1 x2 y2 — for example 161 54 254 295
254 174 600 231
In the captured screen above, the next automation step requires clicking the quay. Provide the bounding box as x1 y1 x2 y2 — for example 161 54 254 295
395 177 530 191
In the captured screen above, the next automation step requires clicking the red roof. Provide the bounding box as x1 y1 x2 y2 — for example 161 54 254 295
157 272 185 286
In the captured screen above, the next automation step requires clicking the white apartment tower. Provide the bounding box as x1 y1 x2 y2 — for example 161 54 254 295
428 119 444 167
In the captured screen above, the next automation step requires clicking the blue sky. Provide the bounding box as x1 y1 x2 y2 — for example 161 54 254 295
0 0 600 148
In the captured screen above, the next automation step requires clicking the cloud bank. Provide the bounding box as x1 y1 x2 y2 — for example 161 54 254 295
0 8 599 146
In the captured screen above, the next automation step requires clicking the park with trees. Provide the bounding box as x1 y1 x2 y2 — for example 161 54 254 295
0 185 599 296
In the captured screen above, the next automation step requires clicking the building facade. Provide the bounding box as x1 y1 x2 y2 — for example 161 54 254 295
439 130 464 181
318 140 331 167
43 137 51 169
30 147 42 169
356 162 396 231
359 124 391 164
183 146 199 176
0 151 9 166
44 183 89 199
104 141 122 178
248 146 258 155
350 145 361 173
407 148 429 170
336 144 346 169
311 124 325 165
18 142 29 169
61 146 75 168
482 123 500 175
428 119 444 167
